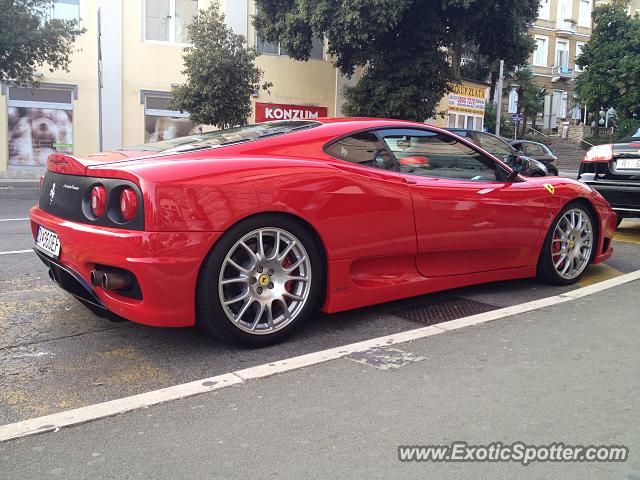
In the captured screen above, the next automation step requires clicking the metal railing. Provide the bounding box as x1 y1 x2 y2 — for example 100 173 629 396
527 126 550 139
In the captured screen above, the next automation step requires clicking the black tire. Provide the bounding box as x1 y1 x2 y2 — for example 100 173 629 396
536 202 596 285
196 214 323 347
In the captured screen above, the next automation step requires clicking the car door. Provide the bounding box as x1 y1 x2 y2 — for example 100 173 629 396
377 128 549 278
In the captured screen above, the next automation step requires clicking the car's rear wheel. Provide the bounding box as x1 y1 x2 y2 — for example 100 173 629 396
537 203 595 285
197 215 322 347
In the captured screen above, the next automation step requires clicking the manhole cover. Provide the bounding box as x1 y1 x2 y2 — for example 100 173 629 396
392 297 498 325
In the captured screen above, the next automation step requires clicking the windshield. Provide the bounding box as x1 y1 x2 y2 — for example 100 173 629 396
632 127 640 140
127 120 321 153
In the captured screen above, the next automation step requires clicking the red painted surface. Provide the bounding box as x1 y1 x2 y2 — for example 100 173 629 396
30 118 616 328
254 102 328 123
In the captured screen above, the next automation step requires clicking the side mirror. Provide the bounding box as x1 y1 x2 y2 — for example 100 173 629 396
507 155 548 180
510 155 531 173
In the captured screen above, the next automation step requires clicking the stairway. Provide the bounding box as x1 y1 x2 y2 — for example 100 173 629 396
547 136 586 172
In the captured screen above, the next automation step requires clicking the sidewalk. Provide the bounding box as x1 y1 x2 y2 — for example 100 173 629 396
0 172 41 199
3 280 639 479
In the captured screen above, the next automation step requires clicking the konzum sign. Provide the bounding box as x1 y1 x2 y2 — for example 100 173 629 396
255 102 328 122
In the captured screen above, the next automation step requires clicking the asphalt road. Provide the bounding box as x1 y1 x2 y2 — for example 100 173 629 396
3 279 639 479
1 191 640 427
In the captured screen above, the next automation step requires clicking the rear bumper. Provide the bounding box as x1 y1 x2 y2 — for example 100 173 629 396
581 180 640 218
30 207 222 327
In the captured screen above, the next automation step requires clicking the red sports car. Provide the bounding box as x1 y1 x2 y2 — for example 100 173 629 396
30 118 617 346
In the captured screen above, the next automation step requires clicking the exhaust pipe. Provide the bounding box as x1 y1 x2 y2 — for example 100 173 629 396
91 270 132 290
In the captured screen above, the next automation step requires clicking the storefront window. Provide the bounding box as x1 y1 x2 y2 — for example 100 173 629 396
7 86 75 169
142 92 202 143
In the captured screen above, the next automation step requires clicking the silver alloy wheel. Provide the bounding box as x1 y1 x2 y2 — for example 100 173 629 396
218 227 312 335
551 208 593 280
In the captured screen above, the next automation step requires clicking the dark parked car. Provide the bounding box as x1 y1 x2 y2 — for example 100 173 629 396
578 127 640 225
510 140 559 176
447 129 548 177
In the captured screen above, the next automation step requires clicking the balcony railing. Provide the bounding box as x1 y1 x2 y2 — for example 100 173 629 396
555 21 575 36
552 65 574 78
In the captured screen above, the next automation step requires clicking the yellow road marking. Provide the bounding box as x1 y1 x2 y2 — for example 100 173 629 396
614 220 640 244
578 263 624 288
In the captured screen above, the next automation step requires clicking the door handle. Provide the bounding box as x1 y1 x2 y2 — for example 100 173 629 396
402 177 418 184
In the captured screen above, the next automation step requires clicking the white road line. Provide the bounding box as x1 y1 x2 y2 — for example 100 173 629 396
0 250 33 256
0 218 29 222
1 269 639 444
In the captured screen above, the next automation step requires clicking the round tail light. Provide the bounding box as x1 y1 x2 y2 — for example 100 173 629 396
90 185 107 217
119 188 138 221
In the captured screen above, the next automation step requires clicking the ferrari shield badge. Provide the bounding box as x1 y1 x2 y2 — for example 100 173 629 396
543 183 555 195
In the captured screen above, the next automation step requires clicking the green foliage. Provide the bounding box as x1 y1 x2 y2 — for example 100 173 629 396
0 0 84 84
484 101 497 133
170 1 272 128
509 67 544 134
581 136 616 150
483 101 512 136
615 117 640 140
576 0 640 118
253 0 538 121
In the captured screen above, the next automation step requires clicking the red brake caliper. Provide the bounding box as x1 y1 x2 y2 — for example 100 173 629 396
282 256 293 292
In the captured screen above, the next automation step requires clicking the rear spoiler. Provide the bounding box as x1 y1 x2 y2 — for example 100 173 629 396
47 154 87 175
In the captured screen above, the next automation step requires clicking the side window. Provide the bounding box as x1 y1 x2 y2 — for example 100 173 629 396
325 131 395 170
381 130 502 182
522 143 544 156
469 132 512 159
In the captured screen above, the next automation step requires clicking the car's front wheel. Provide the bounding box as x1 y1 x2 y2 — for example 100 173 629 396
197 215 323 347
537 203 595 285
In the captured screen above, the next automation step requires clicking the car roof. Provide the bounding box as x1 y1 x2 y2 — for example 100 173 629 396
511 139 546 147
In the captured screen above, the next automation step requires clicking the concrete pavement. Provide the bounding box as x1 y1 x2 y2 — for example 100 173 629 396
2 279 639 479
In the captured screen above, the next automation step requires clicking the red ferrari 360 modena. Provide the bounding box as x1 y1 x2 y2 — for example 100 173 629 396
30 118 617 346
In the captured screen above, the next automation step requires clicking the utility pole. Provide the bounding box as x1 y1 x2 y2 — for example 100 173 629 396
97 8 103 152
495 59 504 136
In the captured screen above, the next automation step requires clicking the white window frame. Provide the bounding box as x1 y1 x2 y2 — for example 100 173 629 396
142 91 190 118
533 35 549 67
538 0 551 20
50 0 81 21
578 0 592 27
6 85 76 111
575 42 586 71
555 40 569 68
142 0 200 46
255 34 326 61
557 0 574 29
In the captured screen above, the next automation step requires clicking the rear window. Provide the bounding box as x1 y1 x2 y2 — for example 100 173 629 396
128 121 320 153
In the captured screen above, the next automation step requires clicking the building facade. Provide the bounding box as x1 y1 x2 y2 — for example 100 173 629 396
526 0 639 131
0 0 355 173
525 0 596 130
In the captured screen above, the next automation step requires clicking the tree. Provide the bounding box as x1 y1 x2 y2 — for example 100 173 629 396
253 0 538 120
445 0 537 82
509 68 544 136
0 0 84 84
170 1 272 128
576 0 640 118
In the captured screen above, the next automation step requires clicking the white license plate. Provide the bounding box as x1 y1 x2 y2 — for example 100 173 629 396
36 225 61 258
617 159 640 170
